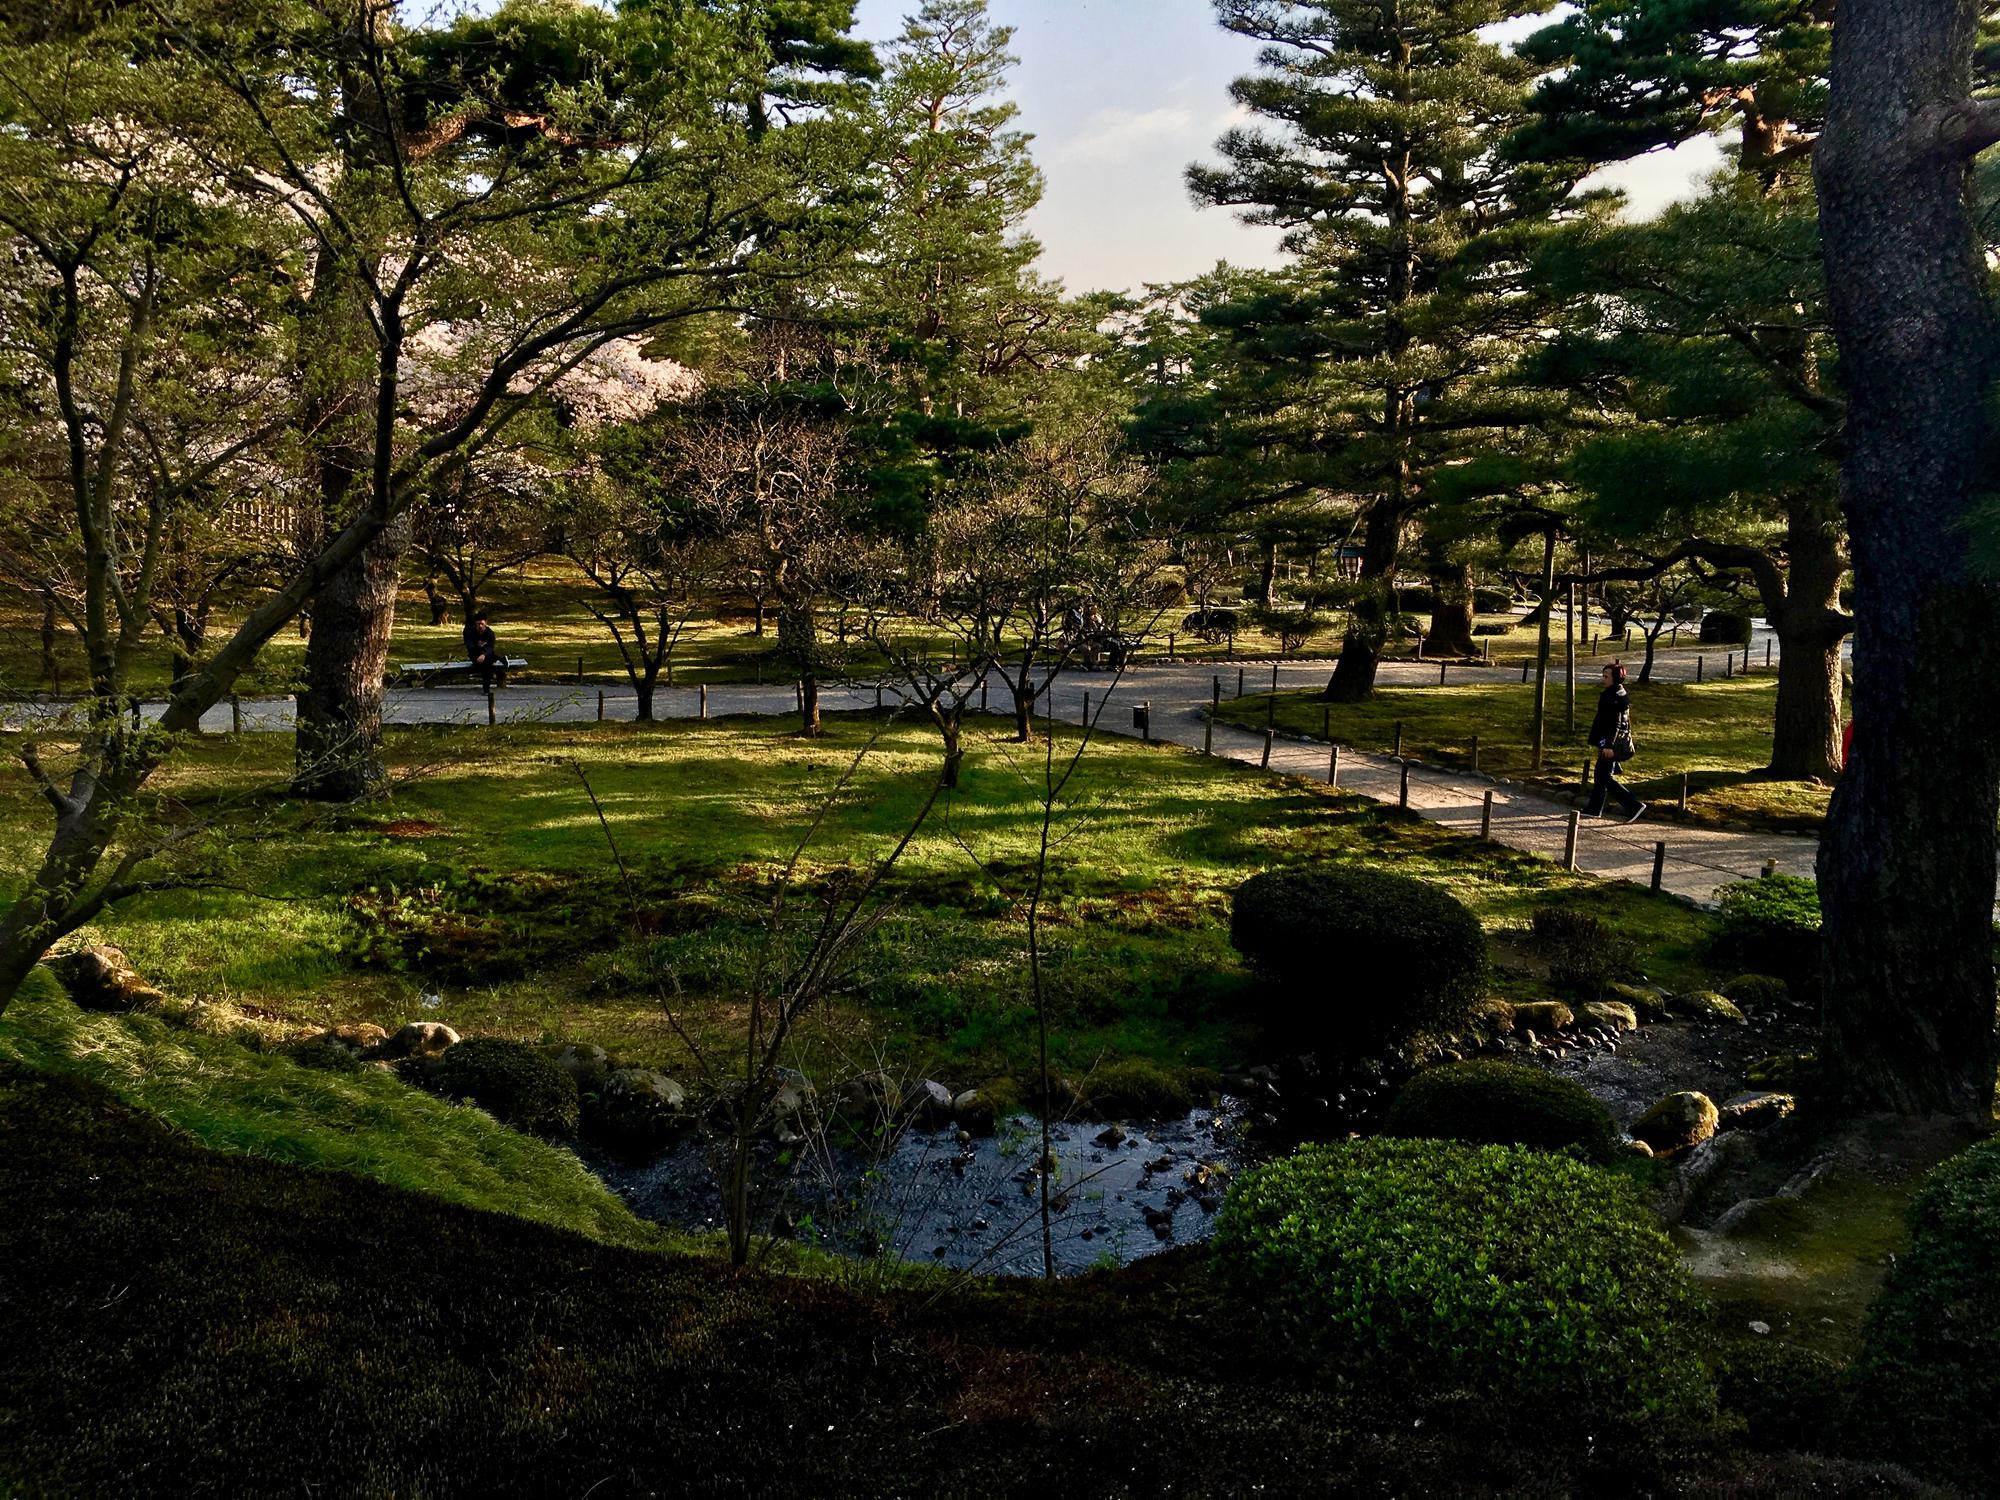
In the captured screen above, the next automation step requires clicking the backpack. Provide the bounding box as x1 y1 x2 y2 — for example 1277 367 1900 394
1612 706 1637 763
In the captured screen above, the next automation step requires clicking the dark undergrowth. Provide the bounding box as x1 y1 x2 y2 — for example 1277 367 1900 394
0 1061 1951 1498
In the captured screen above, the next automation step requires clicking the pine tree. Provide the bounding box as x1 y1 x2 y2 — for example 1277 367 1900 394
1184 0 1589 700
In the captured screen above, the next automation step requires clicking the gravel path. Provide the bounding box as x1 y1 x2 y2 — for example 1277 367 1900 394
9 638 1817 906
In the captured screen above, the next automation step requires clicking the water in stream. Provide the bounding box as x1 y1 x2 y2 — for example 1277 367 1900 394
577 1102 1250 1276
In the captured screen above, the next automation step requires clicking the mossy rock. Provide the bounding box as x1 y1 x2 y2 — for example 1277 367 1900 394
1672 990 1747 1026
1720 975 1792 1013
1629 1091 1720 1155
1085 1060 1194 1119
1578 1001 1639 1033
1472 998 1516 1036
430 1038 580 1137
1747 1053 1820 1095
1607 983 1672 1023
1512 1000 1574 1033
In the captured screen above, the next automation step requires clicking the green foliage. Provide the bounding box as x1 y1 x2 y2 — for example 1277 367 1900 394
1214 1139 1715 1428
1715 876 1821 986
341 867 623 984
427 1038 581 1137
1473 586 1515 613
1720 974 1792 1012
0 970 655 1248
1718 1343 1845 1455
1385 1060 1619 1163
1230 866 1487 1054
1529 903 1637 996
1849 1136 2000 1491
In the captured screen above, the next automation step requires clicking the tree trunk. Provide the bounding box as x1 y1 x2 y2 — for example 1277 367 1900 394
800 674 821 738
634 676 656 722
424 575 448 626
1763 508 1850 781
1814 0 2000 1121
1639 625 1660 684
1321 501 1400 702
295 512 409 801
1258 537 1278 603
39 594 56 684
1423 558 1476 658
938 714 963 788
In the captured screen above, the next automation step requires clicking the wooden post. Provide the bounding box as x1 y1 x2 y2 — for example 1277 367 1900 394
1236 666 1245 698
795 681 804 712
1329 742 1340 786
1726 652 1735 679
1482 637 1490 663
1168 632 1176 660
1762 858 1778 880
486 690 496 727
597 690 605 721
1270 661 1279 694
1563 809 1579 870
980 677 988 710
699 684 707 719
230 694 242 735
1696 654 1705 683
1520 657 1531 683
1261 727 1273 769
1481 788 1494 839
1399 760 1410 808
1678 771 1689 813
1204 709 1213 755
1651 841 1667 893
1765 638 1773 669
1438 661 1447 686
1565 581 1577 733
1082 691 1091 725
1393 720 1403 759
576 655 583 682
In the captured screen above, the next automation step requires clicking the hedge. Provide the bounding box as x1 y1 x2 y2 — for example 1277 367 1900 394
428 1038 580 1137
1385 1060 1619 1162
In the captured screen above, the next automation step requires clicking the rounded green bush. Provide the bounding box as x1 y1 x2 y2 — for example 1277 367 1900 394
1084 1059 1193 1119
1716 877 1821 990
1848 1136 2000 1491
1719 1342 1844 1454
1230 866 1486 1054
1214 1139 1714 1428
1719 974 1791 1013
1385 1060 1618 1162
1699 609 1752 645
429 1038 580 1137
1473 585 1514 614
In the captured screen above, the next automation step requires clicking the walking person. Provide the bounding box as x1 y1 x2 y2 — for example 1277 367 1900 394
464 612 499 693
1582 661 1646 822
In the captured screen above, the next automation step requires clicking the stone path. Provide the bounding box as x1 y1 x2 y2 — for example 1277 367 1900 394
10 641 1817 906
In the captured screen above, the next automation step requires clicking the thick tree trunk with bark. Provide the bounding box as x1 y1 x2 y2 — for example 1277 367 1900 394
1765 528 1848 781
1423 558 1476 658
1814 0 2000 1121
1322 501 1401 702
295 512 409 800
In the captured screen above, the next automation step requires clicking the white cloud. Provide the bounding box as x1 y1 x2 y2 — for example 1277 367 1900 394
1050 105 1199 164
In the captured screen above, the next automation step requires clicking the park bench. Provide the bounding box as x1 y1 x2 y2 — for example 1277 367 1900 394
392 657 527 688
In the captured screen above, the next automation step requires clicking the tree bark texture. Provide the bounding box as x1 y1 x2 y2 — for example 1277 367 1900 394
295 511 410 799
1814 0 2000 1120
1322 500 1401 702
1423 557 1476 659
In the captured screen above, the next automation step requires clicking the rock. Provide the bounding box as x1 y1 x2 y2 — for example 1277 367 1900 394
1671 989 1747 1026
1578 1000 1639 1033
1747 1053 1820 1094
372 1021 461 1060
1472 998 1516 1036
769 1068 815 1125
1608 982 1673 1023
1719 1090 1796 1131
1094 1124 1127 1148
311 1022 388 1056
1630 1090 1721 1155
953 1088 998 1136
607 1067 686 1110
843 1070 904 1126
553 1043 611 1090
1623 1138 1656 1158
913 1079 955 1129
1748 1320 1771 1336
1512 1000 1574 1033
1519 1028 1538 1050
48 945 165 1013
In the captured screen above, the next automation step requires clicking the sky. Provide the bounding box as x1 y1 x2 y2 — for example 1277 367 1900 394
851 0 1726 296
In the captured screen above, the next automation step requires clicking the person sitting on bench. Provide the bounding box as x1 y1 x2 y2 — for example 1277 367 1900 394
464 612 499 693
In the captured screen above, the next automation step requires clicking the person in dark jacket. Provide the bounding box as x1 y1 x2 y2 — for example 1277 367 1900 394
1582 661 1645 822
464 613 499 693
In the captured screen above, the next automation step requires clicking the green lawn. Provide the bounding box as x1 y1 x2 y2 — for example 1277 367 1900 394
1 713 1724 1091
1216 675 1831 833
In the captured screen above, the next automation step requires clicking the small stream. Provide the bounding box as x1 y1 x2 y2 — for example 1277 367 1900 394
577 1103 1251 1276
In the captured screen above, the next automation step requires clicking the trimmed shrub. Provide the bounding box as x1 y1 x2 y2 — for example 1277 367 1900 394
287 1037 364 1074
1528 904 1636 996
1699 609 1752 645
429 1038 580 1137
1231 867 1487 1054
1719 974 1792 1013
1472 621 1512 637
1716 876 1820 990
1385 1060 1618 1163
1214 1139 1715 1427
1473 585 1514 614
1848 1136 2000 1491
1085 1059 1193 1119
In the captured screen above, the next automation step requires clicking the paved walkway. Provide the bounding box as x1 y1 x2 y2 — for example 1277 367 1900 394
9 644 1816 906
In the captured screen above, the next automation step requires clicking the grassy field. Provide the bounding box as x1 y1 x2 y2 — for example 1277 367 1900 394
1216 675 1831 832
1 713 1725 1092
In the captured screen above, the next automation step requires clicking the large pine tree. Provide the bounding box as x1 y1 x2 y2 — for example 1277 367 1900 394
1186 0 1588 700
